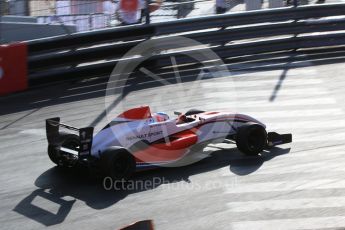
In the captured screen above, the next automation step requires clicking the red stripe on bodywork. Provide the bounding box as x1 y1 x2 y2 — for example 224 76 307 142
134 130 197 163
118 105 152 120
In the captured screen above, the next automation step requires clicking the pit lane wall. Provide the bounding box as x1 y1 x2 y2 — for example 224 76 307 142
0 22 76 43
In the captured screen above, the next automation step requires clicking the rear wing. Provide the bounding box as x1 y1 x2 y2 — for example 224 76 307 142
46 117 94 158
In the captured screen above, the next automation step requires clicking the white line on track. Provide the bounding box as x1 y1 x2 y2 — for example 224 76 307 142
240 108 344 118
268 119 345 130
230 216 345 230
225 179 345 193
209 98 337 108
219 157 345 177
205 88 328 98
203 79 323 88
227 196 345 212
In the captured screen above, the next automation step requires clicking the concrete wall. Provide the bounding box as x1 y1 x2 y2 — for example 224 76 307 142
1 16 37 23
0 22 76 43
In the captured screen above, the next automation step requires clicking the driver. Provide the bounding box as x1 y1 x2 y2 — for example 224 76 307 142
152 112 170 122
176 114 188 124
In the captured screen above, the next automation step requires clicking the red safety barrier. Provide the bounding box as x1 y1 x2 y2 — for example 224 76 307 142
0 43 28 95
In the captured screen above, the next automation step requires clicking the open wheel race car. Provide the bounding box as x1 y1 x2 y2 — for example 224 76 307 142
46 106 292 180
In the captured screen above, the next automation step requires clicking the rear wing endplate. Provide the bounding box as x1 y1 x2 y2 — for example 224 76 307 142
46 117 94 158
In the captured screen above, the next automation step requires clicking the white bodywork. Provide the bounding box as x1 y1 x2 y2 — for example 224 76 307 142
91 110 265 166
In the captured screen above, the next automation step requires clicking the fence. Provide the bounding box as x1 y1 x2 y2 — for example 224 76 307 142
37 13 114 32
1 0 337 33
32 0 338 32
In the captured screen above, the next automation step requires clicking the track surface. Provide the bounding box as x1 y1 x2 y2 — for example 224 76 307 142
1 58 345 229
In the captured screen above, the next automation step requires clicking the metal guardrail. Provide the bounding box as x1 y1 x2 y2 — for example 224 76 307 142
27 3 345 85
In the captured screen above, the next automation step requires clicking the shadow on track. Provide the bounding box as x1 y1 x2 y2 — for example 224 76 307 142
229 147 290 175
13 146 289 226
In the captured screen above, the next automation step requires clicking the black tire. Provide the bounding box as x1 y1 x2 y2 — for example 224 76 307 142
100 147 136 181
236 123 267 156
48 145 60 165
185 109 205 116
47 132 80 166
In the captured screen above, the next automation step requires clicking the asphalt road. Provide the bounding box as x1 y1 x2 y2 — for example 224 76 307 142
1 56 345 229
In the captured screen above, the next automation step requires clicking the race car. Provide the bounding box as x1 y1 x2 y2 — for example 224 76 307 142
46 105 291 180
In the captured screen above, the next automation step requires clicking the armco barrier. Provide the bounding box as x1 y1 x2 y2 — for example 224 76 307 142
18 3 345 86
0 43 28 95
28 17 345 74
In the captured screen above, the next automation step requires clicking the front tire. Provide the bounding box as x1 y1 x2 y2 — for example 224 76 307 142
236 123 267 156
100 147 136 181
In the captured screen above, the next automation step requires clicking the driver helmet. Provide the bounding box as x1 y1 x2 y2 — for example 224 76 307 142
176 114 188 124
152 112 170 122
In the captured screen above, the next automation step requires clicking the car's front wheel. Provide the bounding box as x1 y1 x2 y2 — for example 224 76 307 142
236 123 267 156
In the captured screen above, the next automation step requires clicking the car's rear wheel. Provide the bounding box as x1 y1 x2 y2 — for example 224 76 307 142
48 132 80 166
101 147 136 181
236 123 267 156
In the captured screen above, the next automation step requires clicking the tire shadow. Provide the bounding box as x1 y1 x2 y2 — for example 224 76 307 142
229 147 291 175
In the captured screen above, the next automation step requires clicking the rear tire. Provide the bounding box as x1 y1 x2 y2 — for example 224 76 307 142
48 145 59 165
100 147 136 181
47 132 80 166
236 123 267 156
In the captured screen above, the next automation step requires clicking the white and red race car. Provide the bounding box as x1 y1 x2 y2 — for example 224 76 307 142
46 106 291 180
